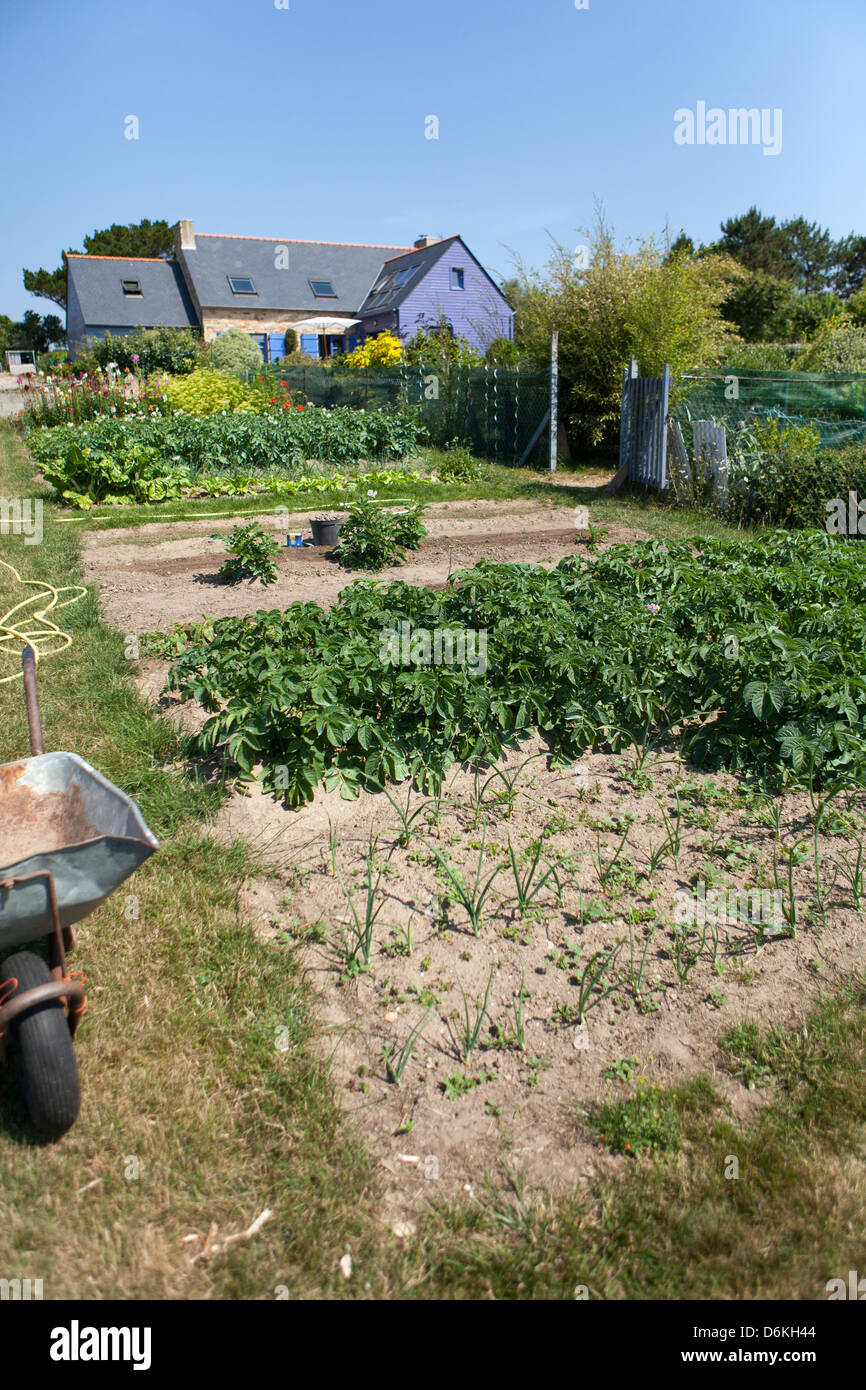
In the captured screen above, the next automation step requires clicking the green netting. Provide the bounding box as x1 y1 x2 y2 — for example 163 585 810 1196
675 369 866 450
261 362 551 466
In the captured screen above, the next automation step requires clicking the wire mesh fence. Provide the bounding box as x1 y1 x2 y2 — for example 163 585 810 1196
262 362 551 466
674 369 866 450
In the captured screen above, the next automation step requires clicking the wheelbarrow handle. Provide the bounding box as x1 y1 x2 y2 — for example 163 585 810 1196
22 646 45 756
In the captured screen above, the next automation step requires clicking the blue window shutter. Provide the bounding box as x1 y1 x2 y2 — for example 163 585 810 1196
300 334 319 358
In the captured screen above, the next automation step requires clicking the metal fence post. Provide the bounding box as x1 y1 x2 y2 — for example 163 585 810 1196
549 331 559 472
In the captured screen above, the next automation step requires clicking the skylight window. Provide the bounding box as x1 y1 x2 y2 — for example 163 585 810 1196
228 276 256 294
310 280 338 298
392 267 417 288
121 279 142 296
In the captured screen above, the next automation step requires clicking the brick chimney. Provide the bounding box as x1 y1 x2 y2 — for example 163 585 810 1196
174 219 196 253
414 235 438 249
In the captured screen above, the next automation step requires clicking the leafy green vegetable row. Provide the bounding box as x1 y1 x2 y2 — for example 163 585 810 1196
162 531 866 805
28 404 424 496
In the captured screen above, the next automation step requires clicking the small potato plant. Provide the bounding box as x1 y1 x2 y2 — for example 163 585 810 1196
211 521 280 585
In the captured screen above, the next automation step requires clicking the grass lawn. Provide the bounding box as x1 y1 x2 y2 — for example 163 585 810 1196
0 419 862 1300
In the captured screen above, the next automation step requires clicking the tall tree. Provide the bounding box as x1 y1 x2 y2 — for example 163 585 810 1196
23 218 172 311
712 208 788 278
776 217 836 293
833 233 866 297
0 310 65 356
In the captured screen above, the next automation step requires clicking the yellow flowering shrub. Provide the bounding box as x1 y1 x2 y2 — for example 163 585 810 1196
166 368 254 415
342 332 403 368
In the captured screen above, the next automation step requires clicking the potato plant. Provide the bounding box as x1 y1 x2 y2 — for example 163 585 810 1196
334 498 428 570
165 531 866 805
210 522 280 586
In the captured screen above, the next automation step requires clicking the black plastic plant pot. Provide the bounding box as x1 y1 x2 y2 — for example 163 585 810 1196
310 518 342 546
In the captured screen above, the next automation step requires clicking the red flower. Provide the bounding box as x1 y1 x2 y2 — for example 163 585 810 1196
269 397 275 403
296 404 304 411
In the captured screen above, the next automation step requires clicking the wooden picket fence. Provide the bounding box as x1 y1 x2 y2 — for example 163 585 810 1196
610 361 733 512
693 420 729 510
607 359 671 493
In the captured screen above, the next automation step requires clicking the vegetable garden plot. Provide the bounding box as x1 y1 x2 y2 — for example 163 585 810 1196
28 407 425 508
82 500 640 636
163 531 866 807
128 524 866 1223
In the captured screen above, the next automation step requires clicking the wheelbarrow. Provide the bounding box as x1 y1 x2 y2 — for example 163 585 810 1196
0 648 158 1137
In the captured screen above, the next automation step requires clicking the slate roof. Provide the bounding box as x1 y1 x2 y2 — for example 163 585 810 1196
66 255 198 328
357 236 460 316
181 235 414 313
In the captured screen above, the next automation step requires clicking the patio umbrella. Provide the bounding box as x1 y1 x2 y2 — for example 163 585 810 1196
292 317 360 335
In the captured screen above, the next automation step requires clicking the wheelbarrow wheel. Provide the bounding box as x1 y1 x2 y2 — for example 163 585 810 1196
3 951 80 1137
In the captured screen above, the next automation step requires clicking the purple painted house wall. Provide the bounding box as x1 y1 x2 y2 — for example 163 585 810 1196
395 243 512 352
357 237 514 353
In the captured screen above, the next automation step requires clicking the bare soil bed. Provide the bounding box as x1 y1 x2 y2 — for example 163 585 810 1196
138 671 866 1231
82 498 645 634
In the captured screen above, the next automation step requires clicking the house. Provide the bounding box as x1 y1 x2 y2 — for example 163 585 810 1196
66 220 514 361
66 255 198 354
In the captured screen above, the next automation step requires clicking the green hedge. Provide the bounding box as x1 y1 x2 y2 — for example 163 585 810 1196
92 326 201 375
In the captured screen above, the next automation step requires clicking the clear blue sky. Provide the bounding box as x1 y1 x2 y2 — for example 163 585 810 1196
2 0 864 320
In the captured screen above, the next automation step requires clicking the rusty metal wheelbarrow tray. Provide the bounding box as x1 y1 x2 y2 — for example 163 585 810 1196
0 751 159 947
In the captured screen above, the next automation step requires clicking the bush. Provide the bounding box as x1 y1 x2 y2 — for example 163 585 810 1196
342 331 403 368
722 342 798 373
38 349 69 372
484 337 519 367
726 418 866 530
514 212 740 452
437 440 482 482
92 326 201 375
402 315 482 372
796 319 866 374
206 328 264 374
282 328 298 356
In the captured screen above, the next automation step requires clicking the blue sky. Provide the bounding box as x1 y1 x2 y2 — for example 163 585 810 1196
2 0 864 321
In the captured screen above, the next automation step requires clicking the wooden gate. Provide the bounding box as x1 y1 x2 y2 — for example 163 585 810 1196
608 359 671 493
693 420 729 510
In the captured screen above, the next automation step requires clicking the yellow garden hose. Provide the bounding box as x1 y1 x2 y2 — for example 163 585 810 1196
0 559 87 685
